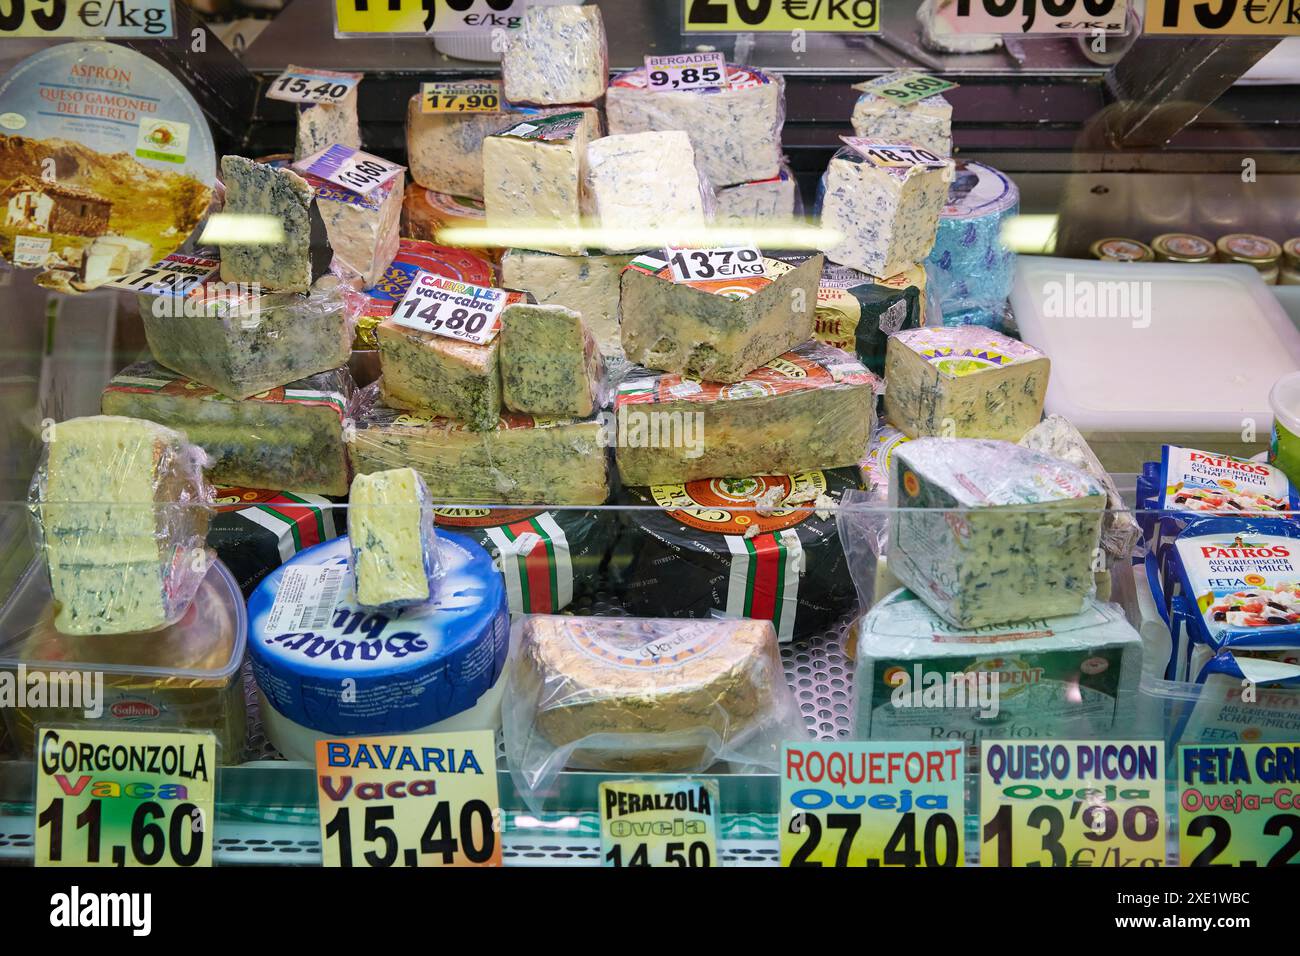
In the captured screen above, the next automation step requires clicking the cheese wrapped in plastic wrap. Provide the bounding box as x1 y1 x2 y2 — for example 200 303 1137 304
505 615 803 802
501 4 608 107
348 467 443 611
28 416 214 635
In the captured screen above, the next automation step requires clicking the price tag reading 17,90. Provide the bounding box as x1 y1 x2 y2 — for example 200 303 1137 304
781 742 965 867
667 247 767 283
871 73 959 107
35 727 215 868
389 270 511 345
599 779 720 866
266 68 360 106
421 80 503 114
293 145 404 197
980 740 1165 867
1179 744 1300 867
316 731 502 867
644 53 728 92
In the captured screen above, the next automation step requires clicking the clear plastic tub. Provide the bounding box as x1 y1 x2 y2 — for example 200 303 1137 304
0 558 248 760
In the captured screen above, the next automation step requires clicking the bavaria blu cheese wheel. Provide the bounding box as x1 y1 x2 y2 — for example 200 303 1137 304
248 533 509 759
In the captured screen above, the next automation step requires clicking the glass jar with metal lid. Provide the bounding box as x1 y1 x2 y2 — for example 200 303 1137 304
1282 238 1300 286
1151 233 1215 263
1090 237 1154 262
1216 233 1282 284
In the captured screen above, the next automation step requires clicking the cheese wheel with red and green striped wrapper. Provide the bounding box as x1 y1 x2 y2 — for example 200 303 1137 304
208 487 344 597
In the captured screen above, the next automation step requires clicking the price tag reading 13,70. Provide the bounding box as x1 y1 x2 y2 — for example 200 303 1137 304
667 247 767 283
390 270 511 345
599 778 720 866
35 727 215 867
781 742 965 867
1179 743 1300 867
980 740 1165 867
316 731 502 867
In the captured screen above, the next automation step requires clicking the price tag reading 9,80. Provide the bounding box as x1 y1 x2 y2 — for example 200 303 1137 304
644 53 729 92
390 270 508 345
421 80 503 114
871 74 959 107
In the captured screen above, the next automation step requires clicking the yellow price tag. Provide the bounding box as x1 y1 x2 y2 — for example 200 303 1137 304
683 0 879 31
34 727 215 867
0 0 175 38
421 81 503 114
1144 0 1300 35
599 778 720 867
781 741 965 867
335 0 433 35
979 740 1166 867
1179 743 1300 866
315 731 502 867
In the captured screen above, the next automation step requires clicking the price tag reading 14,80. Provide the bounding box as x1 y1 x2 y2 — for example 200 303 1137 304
390 269 512 346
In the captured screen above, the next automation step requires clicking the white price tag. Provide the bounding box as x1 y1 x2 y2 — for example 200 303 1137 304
430 0 526 34
390 270 509 345
266 69 360 105
293 144 405 196
666 247 767 283
840 138 951 169
103 254 219 296
265 566 345 633
644 53 729 92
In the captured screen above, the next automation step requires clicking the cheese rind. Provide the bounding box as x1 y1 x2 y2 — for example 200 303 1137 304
851 73 953 156
883 326 1049 441
499 249 631 358
483 112 587 255
888 438 1106 628
819 147 948 278
620 252 823 383
583 131 707 253
349 405 610 506
101 362 353 496
614 341 878 485
218 155 316 293
306 172 403 287
376 322 500 431
31 415 213 635
405 98 602 199
606 65 784 187
349 467 442 609
501 5 608 107
139 275 353 400
500 304 606 419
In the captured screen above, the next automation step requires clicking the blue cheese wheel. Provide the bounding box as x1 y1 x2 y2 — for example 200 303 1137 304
248 533 508 738
612 468 863 641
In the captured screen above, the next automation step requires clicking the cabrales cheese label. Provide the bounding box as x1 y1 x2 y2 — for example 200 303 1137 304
390 271 520 345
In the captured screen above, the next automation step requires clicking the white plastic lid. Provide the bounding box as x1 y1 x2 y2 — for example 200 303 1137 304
1271 371 1300 437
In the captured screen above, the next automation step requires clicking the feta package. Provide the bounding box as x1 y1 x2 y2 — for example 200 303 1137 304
348 467 443 611
501 4 608 107
888 438 1107 628
854 589 1142 743
1177 653 1300 745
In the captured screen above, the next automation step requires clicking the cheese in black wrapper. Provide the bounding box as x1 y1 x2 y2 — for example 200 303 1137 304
207 488 344 597
612 468 863 641
813 262 925 376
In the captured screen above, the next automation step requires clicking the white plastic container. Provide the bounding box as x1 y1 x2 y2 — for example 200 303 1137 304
433 0 580 63
1011 257 1300 471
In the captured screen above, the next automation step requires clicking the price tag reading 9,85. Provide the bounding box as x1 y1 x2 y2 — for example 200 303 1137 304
600 779 720 867
871 74 959 107
644 53 729 92
266 69 360 106
980 741 1165 867
421 80 502 114
390 270 510 345
668 247 767 283
293 145 404 197
781 742 965 867
316 731 502 867
1179 744 1300 867
35 727 215 868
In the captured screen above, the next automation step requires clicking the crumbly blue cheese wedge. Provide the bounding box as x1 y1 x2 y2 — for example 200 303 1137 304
851 74 953 156
308 173 403 287
349 467 440 609
501 4 608 107
500 304 606 418
499 249 632 358
218 155 316 293
295 94 360 161
583 131 707 253
484 112 588 255
377 321 501 431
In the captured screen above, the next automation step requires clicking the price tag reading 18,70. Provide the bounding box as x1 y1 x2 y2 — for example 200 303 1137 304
644 53 729 92
781 742 965 867
421 80 503 114
390 270 511 345
980 740 1165 867
266 68 360 105
599 779 720 866
35 727 215 867
293 145 404 197
840 138 952 170
316 731 502 867
667 247 767 283
1179 744 1300 867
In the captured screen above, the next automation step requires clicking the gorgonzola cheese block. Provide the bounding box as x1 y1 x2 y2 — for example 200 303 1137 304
715 166 798 227
349 405 610 505
138 274 353 401
819 146 948 278
851 73 953 156
101 362 353 495
501 4 608 107
304 171 402 287
349 467 441 609
484 112 588 255
499 249 632 359
500 304 605 418
883 326 1049 442
584 131 707 253
32 415 213 635
620 251 822 383
606 65 784 187
888 438 1106 628
377 321 501 431
218 155 317 294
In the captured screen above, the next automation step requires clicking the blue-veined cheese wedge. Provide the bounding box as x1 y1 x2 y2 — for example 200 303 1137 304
248 532 508 759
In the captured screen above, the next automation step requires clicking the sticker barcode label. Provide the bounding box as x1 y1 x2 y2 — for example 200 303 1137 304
265 566 345 633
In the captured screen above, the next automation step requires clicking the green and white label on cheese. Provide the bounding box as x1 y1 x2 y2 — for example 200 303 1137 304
870 74 958 106
421 80 502 114
1179 743 1300 866
599 778 720 867
841 138 950 170
266 68 360 105
497 110 584 142
666 246 767 283
644 53 729 92
391 270 509 345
